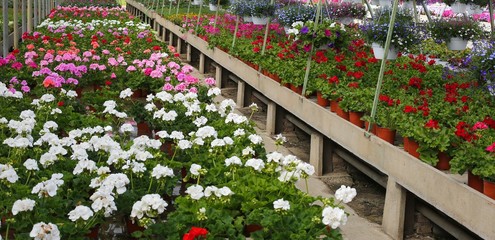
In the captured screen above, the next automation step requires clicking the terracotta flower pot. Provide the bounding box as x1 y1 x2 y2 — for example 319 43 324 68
375 126 396 144
348 111 364 128
290 84 303 95
468 171 484 193
364 121 377 134
85 225 100 239
483 180 495 200
244 224 263 237
407 138 420 159
137 122 151 137
316 91 330 107
335 102 349 121
126 218 145 238
403 137 410 153
283 82 291 88
435 151 451 170
330 100 339 112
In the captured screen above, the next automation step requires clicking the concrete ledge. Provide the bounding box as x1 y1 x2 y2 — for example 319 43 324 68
128 3 495 238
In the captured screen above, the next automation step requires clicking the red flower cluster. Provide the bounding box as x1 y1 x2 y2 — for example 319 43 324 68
403 105 417 113
425 119 440 129
455 121 477 142
313 51 328 63
183 227 208 240
379 94 400 106
408 77 422 89
348 82 359 88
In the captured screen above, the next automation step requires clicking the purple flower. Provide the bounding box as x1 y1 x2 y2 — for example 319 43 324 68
300 26 309 34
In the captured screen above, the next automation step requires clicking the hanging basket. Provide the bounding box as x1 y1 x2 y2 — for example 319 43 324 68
379 0 392 7
447 37 468 51
192 0 203 5
466 3 483 14
338 17 355 25
371 43 398 60
402 1 414 9
243 15 253 23
209 4 218 11
252 16 269 25
450 2 467 13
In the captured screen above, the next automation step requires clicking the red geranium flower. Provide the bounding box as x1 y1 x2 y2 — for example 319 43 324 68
183 227 208 240
425 119 440 129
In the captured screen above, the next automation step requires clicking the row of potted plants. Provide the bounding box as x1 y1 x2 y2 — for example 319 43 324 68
0 1 357 239
157 8 495 199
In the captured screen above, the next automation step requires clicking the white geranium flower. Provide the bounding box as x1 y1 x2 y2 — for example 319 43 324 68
68 205 94 221
39 94 55 103
216 186 234 197
207 87 221 96
151 164 174 179
245 158 265 172
322 206 347 229
242 146 255 156
225 156 242 167
120 123 135 133
273 199 290 211
335 185 357 204
29 222 61 240
204 186 218 198
248 134 263 144
185 185 204 200
130 194 167 223
190 164 202 176
31 173 64 198
0 164 19 183
178 140 192 149
24 159 40 171
233 128 245 136
12 198 36 215
119 88 133 99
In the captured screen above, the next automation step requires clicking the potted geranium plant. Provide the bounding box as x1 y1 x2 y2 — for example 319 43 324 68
427 17 484 51
275 3 316 31
248 0 276 25
230 0 253 22
323 2 367 25
361 8 424 59
209 0 229 11
288 18 349 51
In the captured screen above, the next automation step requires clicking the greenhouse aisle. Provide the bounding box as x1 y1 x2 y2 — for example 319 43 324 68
188 66 393 240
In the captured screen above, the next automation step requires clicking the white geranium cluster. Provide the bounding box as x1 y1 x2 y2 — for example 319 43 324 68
185 185 234 200
102 100 128 118
335 185 357 204
12 198 36 215
151 164 174 179
273 198 290 211
130 194 168 228
32 173 64 198
0 164 19 183
30 222 61 240
119 88 133 99
321 206 347 229
270 154 315 183
68 205 94 222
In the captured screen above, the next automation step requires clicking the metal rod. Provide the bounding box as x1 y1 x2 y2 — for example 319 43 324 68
2 0 8 57
231 15 240 49
213 0 220 29
33 0 38 27
27 0 32 32
489 0 494 35
168 0 173 14
366 0 399 136
194 0 203 33
176 0 180 15
14 0 19 49
22 0 26 33
365 0 374 19
184 0 192 27
302 0 322 95
421 2 432 22
260 0 275 55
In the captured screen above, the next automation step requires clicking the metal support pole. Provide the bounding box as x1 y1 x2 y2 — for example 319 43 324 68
302 0 322 95
33 0 38 27
14 0 19 49
260 0 276 55
489 1 494 35
194 0 203 33
366 0 399 136
231 16 240 49
421 2 432 22
176 0 180 15
2 0 8 57
22 0 27 33
27 0 32 32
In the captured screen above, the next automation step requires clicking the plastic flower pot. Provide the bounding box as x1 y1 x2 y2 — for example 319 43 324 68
447 37 468 51
348 111 364 128
252 16 269 25
435 151 451 170
483 180 495 200
375 126 396 144
372 43 397 60
468 171 484 193
316 91 330 107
